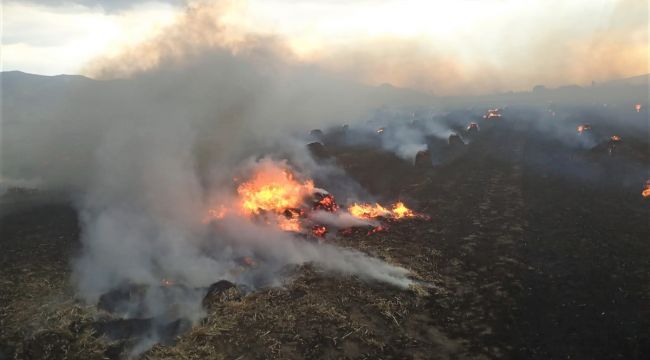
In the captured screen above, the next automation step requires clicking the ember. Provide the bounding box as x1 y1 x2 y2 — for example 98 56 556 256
312 225 328 237
642 180 650 198
483 108 502 119
240 256 256 267
313 192 339 212
466 122 480 132
577 124 592 134
607 135 622 156
160 278 175 287
367 225 387 235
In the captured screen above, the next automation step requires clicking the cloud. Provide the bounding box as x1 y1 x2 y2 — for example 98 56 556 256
12 0 184 12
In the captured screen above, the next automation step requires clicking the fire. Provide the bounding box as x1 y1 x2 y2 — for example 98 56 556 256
391 202 415 219
348 201 422 220
466 122 479 131
278 216 302 232
237 167 314 215
610 135 621 142
313 192 339 212
376 127 385 134
367 225 387 235
348 203 391 218
483 108 502 119
642 180 650 198
577 124 592 134
312 225 328 237
635 104 642 113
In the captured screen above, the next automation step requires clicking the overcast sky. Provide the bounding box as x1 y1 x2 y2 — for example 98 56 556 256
2 0 647 93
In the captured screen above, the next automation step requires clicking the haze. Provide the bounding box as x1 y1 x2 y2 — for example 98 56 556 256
3 0 647 95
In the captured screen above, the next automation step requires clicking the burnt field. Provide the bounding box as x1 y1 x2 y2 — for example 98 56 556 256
1 111 649 359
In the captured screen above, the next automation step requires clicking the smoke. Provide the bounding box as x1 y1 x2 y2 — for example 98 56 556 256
83 0 648 95
309 210 378 229
0 3 428 354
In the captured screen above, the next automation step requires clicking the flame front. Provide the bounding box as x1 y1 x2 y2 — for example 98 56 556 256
348 201 420 220
348 203 391 218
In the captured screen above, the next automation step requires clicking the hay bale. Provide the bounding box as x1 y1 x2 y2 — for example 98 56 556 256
202 280 242 309
307 141 329 159
414 150 432 169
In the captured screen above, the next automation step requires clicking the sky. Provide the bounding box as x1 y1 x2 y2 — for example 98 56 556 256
2 0 648 94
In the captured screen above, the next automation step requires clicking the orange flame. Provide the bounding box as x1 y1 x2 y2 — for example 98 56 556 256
237 167 314 215
577 124 591 134
313 193 339 212
391 202 415 219
348 201 421 220
348 203 390 218
610 135 621 142
278 216 302 232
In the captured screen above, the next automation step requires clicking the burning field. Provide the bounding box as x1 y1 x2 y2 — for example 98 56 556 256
1 3 649 356
2 97 649 359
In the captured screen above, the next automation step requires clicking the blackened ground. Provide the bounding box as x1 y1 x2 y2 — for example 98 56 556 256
1 113 649 359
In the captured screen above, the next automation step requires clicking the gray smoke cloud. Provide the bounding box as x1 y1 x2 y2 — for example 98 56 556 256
2 22 426 347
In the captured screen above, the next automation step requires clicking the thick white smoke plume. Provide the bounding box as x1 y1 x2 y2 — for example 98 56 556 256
1 6 430 340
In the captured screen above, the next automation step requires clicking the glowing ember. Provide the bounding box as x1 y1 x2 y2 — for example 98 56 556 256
577 124 592 134
237 167 314 215
161 278 175 287
607 135 622 156
312 225 328 237
642 180 650 198
635 104 642 113
313 193 339 212
483 108 502 119
367 225 387 235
